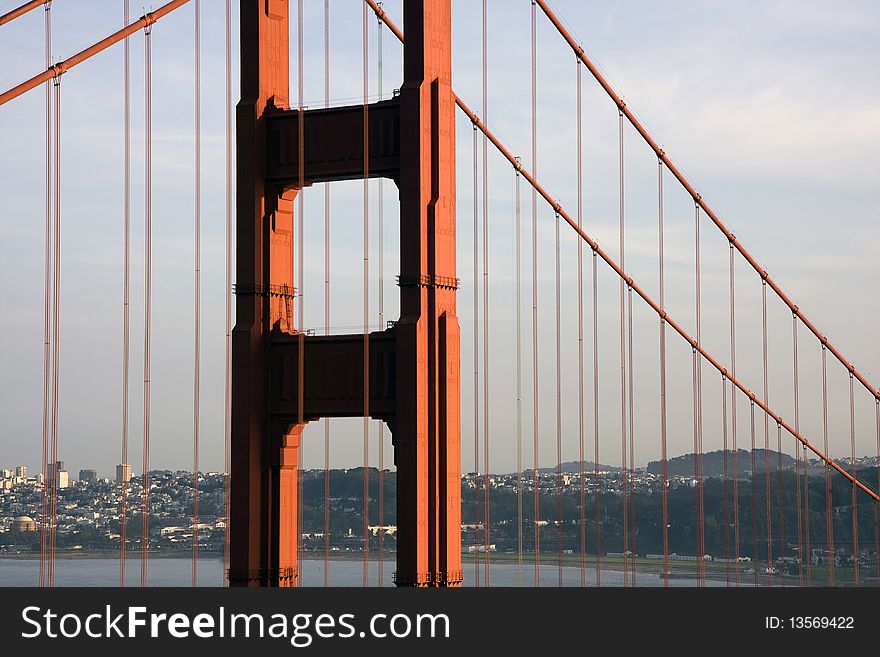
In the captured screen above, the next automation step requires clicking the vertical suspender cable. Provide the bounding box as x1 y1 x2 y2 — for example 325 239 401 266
694 203 704 586
761 280 772 585
223 0 233 585
323 0 331 588
530 0 541 587
191 0 201 589
848 373 859 585
141 23 153 589
552 48 562 581
729 244 740 586
515 159 523 586
750 400 758 587
658 159 669 587
472 121 480 586
875 399 879 581
481 0 491 587
362 0 370 587
821 346 834 585
792 314 804 586
376 7 385 588
617 108 629 586
48 72 61 589
796 318 811 585
39 0 52 589
576 57 586 588
120 0 131 589
592 249 600 586
719 232 730 585
627 271 635 586
722 375 730 585
296 0 306 586
776 422 784 586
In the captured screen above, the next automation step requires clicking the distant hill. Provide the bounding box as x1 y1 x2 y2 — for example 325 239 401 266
531 461 621 475
646 449 796 479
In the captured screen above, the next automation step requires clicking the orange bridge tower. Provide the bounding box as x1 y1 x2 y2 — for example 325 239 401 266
229 0 461 587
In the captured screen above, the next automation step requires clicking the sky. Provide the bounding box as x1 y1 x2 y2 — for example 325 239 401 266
1 0 878 479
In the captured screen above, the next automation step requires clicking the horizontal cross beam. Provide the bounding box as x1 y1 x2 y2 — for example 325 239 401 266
265 98 401 186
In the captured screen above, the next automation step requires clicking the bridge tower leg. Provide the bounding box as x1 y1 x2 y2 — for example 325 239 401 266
229 0 298 587
229 0 460 588
394 0 461 588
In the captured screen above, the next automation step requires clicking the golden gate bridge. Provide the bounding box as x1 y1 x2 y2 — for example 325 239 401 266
1 0 878 589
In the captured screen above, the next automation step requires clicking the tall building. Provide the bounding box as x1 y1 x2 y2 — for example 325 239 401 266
14 465 27 479
46 460 68 489
46 460 64 482
116 463 132 484
79 469 97 482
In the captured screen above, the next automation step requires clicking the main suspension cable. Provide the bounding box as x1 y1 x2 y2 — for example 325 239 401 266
0 0 51 27
529 0 880 411
362 0 880 510
1 0 195 107
452 97 880 501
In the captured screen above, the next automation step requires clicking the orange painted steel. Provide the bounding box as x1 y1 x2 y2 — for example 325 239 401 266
0 0 49 28
230 0 462 588
365 0 880 504
533 0 880 406
0 0 192 107
229 0 297 588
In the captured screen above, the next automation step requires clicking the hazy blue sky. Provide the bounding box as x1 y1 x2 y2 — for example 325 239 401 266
1 1 878 479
